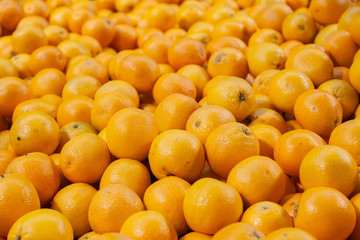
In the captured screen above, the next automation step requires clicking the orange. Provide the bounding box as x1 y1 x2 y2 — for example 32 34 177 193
254 93 278 110
149 129 205 182
154 93 199 132
94 80 139 107
329 120 360 165
227 156 286 207
66 57 108 84
0 58 18 78
0 36 13 58
247 42 286 77
0 150 16 175
274 129 326 178
253 3 293 33
269 69 314 113
79 232 101 240
338 6 360 31
314 23 338 46
81 17 115 48
300 145 357 196
143 176 191 236
165 27 187 41
9 111 60 155
252 69 280 96
206 36 246 57
46 0 71 10
280 40 304 58
44 25 68 46
185 105 236 145
205 122 260 179
350 58 360 94
177 1 206 30
145 3 177 31
99 158 151 198
285 47 334 87
183 178 243 235
106 108 159 160
120 210 177 240
31 68 66 97
332 66 350 82
98 233 134 240
286 0 309 9
245 108 288 134
167 37 206 70
294 187 356 240
206 76 255 122
57 39 91 60
49 6 73 30
7 209 73 240
241 201 293 236
109 12 132 25
88 184 144 233
143 36 172 64
22 0 49 18
0 0 23 31
177 64 210 100
205 5 235 23
323 30 359 68
12 98 57 122
91 93 136 131
349 11 360 45
179 232 212 240
68 9 95 34
212 222 265 240
265 228 317 240
249 124 281 159
318 79 359 120
10 53 32 79
62 75 101 99
282 11 317 44
211 19 247 42
0 131 10 151
309 0 352 25
0 174 40 238
60 133 110 184
281 193 302 218
110 24 138 51
187 21 213 38
6 152 60 205
207 47 248 78
57 121 98 152
294 89 342 137
78 35 103 56
137 27 164 48
56 95 93 128
115 52 160 93
248 28 284 46
16 15 48 29
350 193 360 240
11 25 47 54
51 183 97 238
152 73 197 104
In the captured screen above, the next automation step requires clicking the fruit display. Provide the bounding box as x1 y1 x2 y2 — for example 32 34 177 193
1 0 360 239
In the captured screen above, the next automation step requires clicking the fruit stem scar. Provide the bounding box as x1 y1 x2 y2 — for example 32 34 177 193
239 93 245 102
17 136 21 141
195 121 200 127
16 235 21 240
0 174 4 178
73 124 78 128
243 130 248 135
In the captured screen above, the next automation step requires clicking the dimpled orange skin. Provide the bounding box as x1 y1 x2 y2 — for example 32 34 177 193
294 187 356 240
183 178 243 235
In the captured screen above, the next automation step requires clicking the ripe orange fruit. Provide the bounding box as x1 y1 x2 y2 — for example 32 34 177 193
329 120 360 165
60 133 110 184
88 184 144 233
282 11 317 44
265 228 317 240
207 47 248 78
183 178 243 235
0 0 23 31
211 19 247 41
227 156 286 207
120 210 178 240
145 3 177 31
252 69 280 96
318 79 359 120
300 145 358 196
0 174 40 238
7 209 73 240
142 36 172 64
281 193 302 218
62 75 101 100
51 183 97 238
212 222 265 240
149 129 205 182
0 77 32 118
10 53 32 79
0 58 18 78
269 69 314 113
241 201 293 236
297 88 343 135
332 66 350 82
250 124 281 158
253 3 293 32
205 122 260 179
294 187 356 240
274 129 326 178
167 37 206 70
206 76 255 122
116 52 160 93
31 68 66 97
98 233 134 240
12 98 57 122
248 28 284 46
286 47 334 87
99 158 151 198
0 150 16 175
247 42 286 77
9 111 60 155
81 17 115 47
179 232 212 240
11 25 47 54
66 57 108 84
245 108 288 134
68 9 95 34
106 108 158 160
154 93 199 132
350 58 360 94
309 0 353 25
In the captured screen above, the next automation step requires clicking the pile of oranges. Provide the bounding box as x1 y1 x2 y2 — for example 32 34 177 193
1 0 360 239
